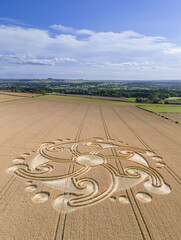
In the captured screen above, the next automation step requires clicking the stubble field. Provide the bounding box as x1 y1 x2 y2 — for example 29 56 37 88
0 96 180 240
0 91 40 103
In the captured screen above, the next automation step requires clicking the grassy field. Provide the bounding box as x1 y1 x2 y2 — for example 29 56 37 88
166 97 181 100
126 97 136 102
39 94 133 106
138 104 181 113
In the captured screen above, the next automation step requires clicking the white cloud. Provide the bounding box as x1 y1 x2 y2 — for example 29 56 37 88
0 17 29 26
50 24 95 35
164 47 181 54
0 24 181 79
76 29 95 35
50 24 75 33
0 54 77 65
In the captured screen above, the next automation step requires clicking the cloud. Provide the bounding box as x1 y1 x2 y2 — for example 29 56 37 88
0 54 77 65
0 24 181 79
0 17 29 26
164 47 181 54
50 24 75 33
50 24 95 35
76 29 95 35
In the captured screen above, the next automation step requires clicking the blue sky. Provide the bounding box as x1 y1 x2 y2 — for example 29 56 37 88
0 0 181 80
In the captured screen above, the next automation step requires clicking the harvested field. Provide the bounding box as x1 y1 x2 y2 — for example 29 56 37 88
0 94 23 102
0 91 39 98
163 113 181 122
39 94 133 106
52 93 129 102
0 91 39 103
0 97 180 240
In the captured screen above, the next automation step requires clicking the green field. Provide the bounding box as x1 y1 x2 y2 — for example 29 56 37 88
166 97 181 100
126 97 136 102
139 104 181 113
39 95 133 106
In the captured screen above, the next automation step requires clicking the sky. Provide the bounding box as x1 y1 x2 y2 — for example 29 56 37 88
0 0 181 80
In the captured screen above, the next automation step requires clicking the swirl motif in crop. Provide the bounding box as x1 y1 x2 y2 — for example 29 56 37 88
8 138 171 212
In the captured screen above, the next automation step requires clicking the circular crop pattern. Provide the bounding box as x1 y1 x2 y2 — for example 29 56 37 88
8 137 171 212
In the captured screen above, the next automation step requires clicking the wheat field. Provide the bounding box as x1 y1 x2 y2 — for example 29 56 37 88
0 96 180 240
